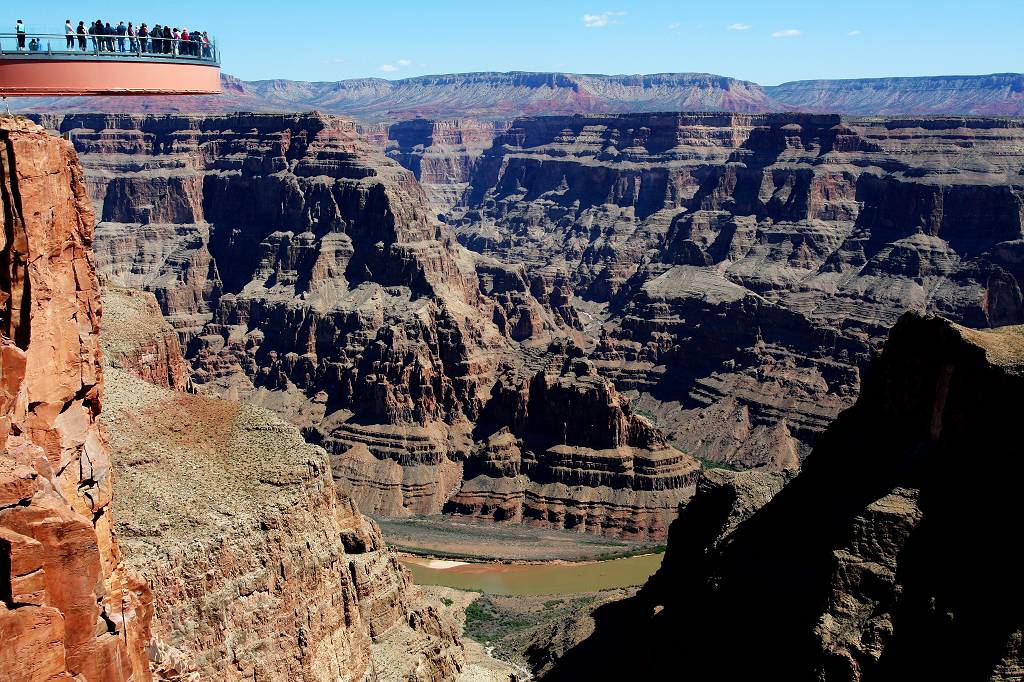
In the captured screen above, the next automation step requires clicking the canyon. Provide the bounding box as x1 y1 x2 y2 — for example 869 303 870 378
2 116 468 682
5 99 1024 680
15 71 1024 120
30 111 696 541
447 112 1024 467
27 111 1024 544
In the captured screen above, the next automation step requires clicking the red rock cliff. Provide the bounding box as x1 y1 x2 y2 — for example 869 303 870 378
1 117 152 680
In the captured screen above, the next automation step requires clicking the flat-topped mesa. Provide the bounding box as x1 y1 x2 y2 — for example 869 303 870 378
452 111 1024 468
16 71 1024 119
547 313 1024 680
1 116 152 681
766 73 1024 116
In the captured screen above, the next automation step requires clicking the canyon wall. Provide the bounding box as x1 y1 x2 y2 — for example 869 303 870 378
28 111 1024 539
546 312 1024 680
360 118 508 214
450 112 1024 467
1 117 152 681
33 112 694 540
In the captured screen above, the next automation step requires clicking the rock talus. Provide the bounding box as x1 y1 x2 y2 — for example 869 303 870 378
1 116 152 681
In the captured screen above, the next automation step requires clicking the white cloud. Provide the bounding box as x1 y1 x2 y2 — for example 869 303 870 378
728 23 751 31
322 57 345 65
771 28 802 38
583 11 625 28
847 30 862 36
668 22 681 30
397 58 412 66
378 64 398 72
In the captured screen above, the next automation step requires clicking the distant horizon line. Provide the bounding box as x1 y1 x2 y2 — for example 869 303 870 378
225 69 1024 88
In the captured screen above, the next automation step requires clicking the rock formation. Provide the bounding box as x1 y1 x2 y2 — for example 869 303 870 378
102 287 192 391
30 112 692 541
360 118 508 214
16 72 1024 120
546 312 1024 680
1 116 152 681
102 286 466 681
450 112 1024 466
25 110 1024 539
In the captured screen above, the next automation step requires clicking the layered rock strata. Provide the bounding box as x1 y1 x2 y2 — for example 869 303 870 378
443 349 699 537
33 112 694 540
547 312 1024 680
451 112 1024 466
101 286 466 681
1 117 152 681
360 118 507 214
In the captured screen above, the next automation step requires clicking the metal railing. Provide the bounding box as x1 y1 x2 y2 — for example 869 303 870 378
0 32 219 64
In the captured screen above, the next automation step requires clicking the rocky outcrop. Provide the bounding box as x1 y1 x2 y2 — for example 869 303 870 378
102 288 192 391
1 117 152 681
452 112 1024 467
104 370 465 682
547 312 1024 680
442 348 700 537
325 347 700 539
100 285 465 681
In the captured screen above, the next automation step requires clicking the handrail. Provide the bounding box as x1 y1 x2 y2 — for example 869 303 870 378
0 32 219 65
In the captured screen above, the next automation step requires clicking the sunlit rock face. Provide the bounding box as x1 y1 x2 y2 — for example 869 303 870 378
1 116 152 682
449 112 1024 467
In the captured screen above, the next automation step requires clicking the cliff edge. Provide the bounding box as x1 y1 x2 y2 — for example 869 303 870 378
1 117 152 680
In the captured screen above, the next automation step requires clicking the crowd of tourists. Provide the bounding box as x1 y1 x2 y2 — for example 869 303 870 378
9 19 214 60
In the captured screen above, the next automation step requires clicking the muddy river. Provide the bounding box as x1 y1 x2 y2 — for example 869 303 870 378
400 553 664 595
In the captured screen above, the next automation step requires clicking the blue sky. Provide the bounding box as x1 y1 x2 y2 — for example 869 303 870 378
25 1 1024 84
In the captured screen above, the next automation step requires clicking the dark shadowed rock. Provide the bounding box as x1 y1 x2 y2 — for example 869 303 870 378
545 312 1024 680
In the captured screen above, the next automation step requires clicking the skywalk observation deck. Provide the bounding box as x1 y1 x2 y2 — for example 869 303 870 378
0 33 220 96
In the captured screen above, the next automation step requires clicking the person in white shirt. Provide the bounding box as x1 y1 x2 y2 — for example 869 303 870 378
66 20 75 49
